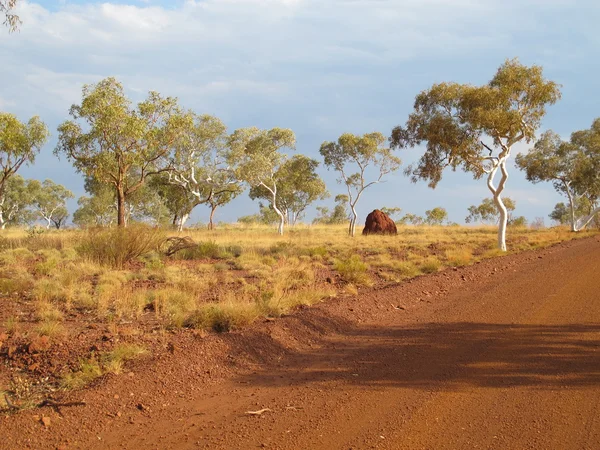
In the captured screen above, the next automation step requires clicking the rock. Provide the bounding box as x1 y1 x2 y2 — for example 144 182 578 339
41 416 51 428
362 210 397 236
28 336 50 354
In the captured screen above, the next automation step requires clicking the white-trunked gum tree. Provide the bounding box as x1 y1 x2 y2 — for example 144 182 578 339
55 78 189 227
0 113 49 230
228 127 296 236
391 58 561 251
319 132 401 237
168 113 242 231
516 120 600 232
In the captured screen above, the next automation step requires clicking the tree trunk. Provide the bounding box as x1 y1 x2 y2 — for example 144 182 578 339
45 218 51 229
209 205 217 230
117 187 126 227
270 189 284 236
349 205 358 237
564 182 578 232
177 213 190 232
574 207 600 232
488 157 509 251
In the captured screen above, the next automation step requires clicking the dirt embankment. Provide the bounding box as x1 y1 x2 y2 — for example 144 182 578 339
2 236 600 449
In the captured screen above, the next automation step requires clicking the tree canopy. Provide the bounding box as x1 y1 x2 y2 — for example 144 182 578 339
249 155 328 226
55 77 188 226
516 120 600 231
0 113 49 229
466 197 516 224
320 132 401 236
391 58 560 250
28 179 74 229
229 127 296 235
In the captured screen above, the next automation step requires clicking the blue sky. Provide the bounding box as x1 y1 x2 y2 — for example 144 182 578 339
1 0 599 226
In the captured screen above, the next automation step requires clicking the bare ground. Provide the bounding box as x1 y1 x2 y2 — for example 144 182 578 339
2 236 600 449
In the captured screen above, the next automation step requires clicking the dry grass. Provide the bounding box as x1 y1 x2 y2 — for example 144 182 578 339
0 223 592 339
61 343 148 389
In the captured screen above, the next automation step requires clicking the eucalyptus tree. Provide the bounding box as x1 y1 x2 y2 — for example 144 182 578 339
398 213 424 226
228 127 296 235
424 207 448 226
0 175 35 228
313 194 350 225
72 179 116 227
465 197 516 224
168 113 242 229
319 132 401 237
150 178 201 230
73 194 115 227
55 77 188 227
1 0 20 32
0 113 49 228
391 59 560 251
207 187 242 230
249 154 328 226
380 207 402 219
516 121 600 232
28 179 74 229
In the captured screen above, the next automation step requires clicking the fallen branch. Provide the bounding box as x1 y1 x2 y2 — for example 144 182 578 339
245 408 272 416
38 399 87 408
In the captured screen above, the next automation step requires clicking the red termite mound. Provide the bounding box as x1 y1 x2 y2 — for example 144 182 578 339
362 209 397 235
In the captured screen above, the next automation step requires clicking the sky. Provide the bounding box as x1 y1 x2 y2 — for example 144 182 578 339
1 0 599 227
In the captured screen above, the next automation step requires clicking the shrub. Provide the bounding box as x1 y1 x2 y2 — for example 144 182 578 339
77 225 165 269
185 302 258 332
334 255 372 285
420 257 441 274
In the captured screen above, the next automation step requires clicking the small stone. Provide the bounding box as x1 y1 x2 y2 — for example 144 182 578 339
28 336 51 353
113 394 119 399
41 416 51 428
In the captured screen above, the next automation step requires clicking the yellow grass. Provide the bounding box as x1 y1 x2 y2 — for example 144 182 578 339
0 223 594 336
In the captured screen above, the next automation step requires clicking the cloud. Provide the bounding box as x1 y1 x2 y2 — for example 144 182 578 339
2 0 599 223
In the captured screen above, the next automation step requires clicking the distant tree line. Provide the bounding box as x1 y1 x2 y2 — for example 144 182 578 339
3 59 600 250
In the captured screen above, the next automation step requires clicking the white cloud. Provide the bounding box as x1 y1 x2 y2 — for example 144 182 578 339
1 0 599 223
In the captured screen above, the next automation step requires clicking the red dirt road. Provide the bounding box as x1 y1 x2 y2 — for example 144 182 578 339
4 236 600 449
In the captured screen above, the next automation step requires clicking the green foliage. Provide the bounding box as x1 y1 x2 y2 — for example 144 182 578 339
380 206 402 219
466 197 516 224
238 202 280 226
77 225 166 269
55 77 189 226
0 175 37 228
229 127 296 234
168 113 243 230
516 120 600 231
320 132 401 236
28 179 74 229
398 213 424 225
250 155 328 225
313 194 349 225
392 58 560 250
334 255 371 285
424 207 448 225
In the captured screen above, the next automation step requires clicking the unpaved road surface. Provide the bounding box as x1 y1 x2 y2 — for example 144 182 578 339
3 237 600 449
